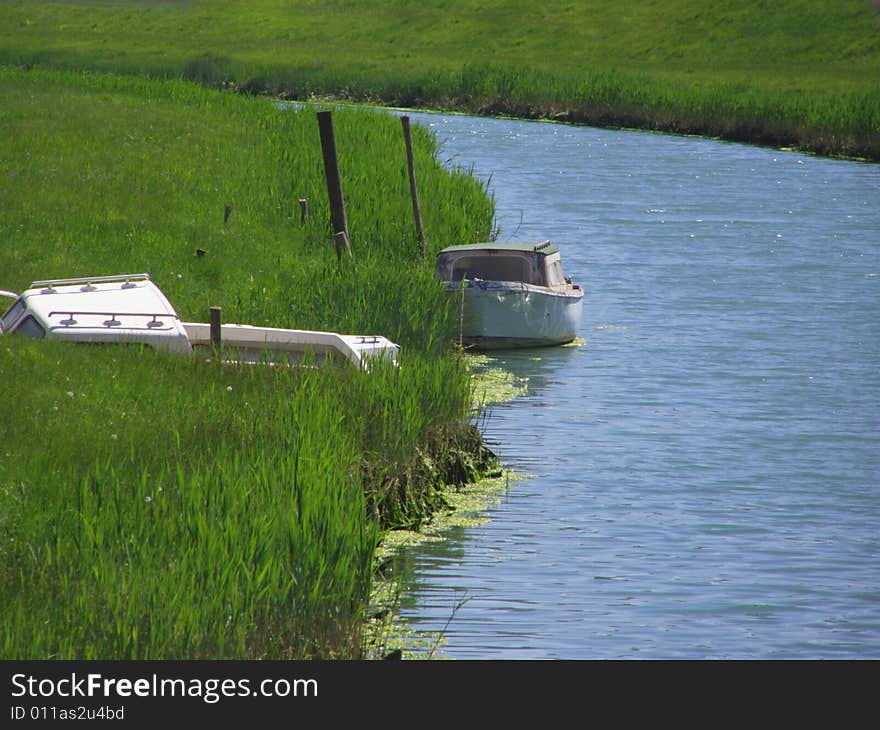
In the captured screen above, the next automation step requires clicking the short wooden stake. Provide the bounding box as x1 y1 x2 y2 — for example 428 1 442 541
210 306 222 351
223 204 233 224
298 198 309 224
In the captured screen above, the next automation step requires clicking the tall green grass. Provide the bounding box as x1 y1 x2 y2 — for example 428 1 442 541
0 67 494 347
444 63 880 159
0 1 877 158
0 340 488 658
0 343 375 658
0 67 496 658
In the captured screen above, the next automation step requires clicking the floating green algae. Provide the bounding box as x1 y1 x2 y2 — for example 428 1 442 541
466 354 529 406
366 470 531 658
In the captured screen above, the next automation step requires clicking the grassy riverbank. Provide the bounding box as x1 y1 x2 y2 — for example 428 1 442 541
0 67 496 658
0 1 877 159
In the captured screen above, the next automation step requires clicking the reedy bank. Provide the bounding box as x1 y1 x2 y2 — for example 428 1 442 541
0 0 877 159
0 67 496 658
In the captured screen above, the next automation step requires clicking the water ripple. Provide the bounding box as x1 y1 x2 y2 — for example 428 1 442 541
396 110 880 659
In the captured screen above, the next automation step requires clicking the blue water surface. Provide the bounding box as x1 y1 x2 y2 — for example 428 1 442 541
393 111 879 659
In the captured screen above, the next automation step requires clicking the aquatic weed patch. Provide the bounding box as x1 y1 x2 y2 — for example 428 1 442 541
466 353 530 407
365 470 529 659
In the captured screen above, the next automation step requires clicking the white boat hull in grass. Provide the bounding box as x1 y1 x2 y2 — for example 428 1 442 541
1 274 400 369
182 322 399 369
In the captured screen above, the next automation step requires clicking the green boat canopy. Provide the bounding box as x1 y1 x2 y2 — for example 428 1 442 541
437 241 559 256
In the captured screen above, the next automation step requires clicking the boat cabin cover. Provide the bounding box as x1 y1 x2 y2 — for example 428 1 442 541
0 273 192 352
435 242 570 288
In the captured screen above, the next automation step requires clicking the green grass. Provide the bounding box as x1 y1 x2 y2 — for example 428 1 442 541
0 67 494 347
0 67 496 658
0 1 877 158
2 0 876 660
1 342 376 658
0 338 489 658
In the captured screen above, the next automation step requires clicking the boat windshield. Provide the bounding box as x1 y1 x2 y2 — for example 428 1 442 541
1 297 25 334
439 253 543 285
10 315 46 340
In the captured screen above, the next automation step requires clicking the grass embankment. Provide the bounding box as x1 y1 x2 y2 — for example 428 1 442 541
0 0 877 159
0 67 496 658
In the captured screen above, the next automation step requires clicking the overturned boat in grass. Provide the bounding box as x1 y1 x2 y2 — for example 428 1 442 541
435 241 583 350
0 273 399 369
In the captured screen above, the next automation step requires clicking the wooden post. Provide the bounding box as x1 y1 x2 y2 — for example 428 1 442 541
210 306 222 352
316 111 350 256
298 198 309 225
401 115 426 258
224 204 233 224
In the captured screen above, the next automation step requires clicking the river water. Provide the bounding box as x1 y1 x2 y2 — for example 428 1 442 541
386 109 880 659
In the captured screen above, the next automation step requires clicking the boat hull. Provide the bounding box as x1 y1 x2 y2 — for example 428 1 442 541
450 280 583 350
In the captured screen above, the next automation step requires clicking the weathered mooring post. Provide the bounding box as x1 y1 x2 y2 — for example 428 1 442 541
401 115 426 258
316 110 352 261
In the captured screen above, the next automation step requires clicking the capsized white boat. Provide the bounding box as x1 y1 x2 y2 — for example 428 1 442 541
435 241 583 349
0 273 399 369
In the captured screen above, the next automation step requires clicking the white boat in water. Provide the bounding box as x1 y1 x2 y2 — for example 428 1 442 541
435 241 583 349
0 273 399 369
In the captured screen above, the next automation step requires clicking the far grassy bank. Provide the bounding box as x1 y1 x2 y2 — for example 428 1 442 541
0 67 496 659
0 1 877 159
